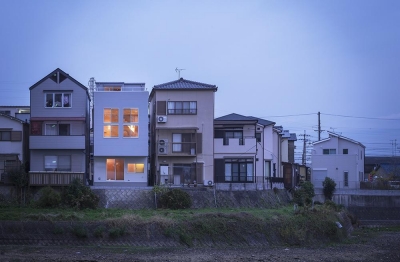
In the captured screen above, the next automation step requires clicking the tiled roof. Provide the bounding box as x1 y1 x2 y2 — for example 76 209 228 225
289 133 297 141
215 113 275 126
153 78 217 91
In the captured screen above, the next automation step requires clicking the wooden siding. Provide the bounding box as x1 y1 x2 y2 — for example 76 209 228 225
29 171 85 186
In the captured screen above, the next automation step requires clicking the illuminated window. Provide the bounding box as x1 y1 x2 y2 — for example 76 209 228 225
104 125 119 137
104 108 119 123
128 163 145 173
123 108 138 123
123 125 138 137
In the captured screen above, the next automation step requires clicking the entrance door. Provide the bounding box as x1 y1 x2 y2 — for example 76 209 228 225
106 159 124 180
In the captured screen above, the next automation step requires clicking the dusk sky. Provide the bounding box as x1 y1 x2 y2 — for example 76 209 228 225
1 0 399 162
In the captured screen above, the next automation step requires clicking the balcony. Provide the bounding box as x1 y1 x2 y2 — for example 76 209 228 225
159 142 197 156
29 171 85 186
214 137 257 154
30 135 86 149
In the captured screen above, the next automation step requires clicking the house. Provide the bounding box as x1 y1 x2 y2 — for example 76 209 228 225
213 113 289 189
148 78 217 186
92 82 149 186
0 106 30 122
0 113 29 183
28 68 90 186
364 156 400 181
311 132 365 189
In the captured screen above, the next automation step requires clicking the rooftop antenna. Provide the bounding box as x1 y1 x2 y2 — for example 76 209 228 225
175 67 185 79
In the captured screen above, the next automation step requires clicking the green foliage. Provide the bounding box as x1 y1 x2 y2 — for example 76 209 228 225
94 225 106 238
108 227 126 238
322 177 337 201
62 178 99 209
324 200 344 211
158 189 192 210
52 225 64 235
36 187 61 208
293 181 315 207
8 165 29 188
71 224 88 238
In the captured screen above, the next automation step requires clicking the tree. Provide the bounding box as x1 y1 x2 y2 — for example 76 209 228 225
322 177 336 201
293 181 315 207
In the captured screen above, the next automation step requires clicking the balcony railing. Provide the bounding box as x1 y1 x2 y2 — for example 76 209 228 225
29 171 85 186
170 142 197 155
30 135 86 149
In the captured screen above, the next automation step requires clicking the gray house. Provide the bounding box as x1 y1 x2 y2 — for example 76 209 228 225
28 68 90 186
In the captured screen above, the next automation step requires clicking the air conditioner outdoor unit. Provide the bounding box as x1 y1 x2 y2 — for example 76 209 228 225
157 115 167 123
158 139 168 154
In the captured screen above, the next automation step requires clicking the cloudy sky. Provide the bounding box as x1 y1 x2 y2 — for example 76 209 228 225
1 0 399 162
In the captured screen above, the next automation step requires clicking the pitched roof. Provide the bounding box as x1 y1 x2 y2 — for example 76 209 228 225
29 68 90 100
0 113 26 124
313 131 365 148
215 113 275 126
150 78 217 98
289 133 297 141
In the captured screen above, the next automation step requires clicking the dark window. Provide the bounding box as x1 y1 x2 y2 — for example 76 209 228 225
0 131 11 141
45 93 71 108
167 101 197 115
343 149 348 154
344 171 349 187
323 149 329 155
224 131 243 145
323 149 336 155
156 101 166 115
50 73 58 83
256 133 261 142
224 159 253 182
0 110 11 115
59 124 70 136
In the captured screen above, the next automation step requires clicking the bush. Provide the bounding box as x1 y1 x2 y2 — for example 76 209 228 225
158 189 192 210
62 178 99 209
36 187 61 208
293 181 315 207
322 177 337 201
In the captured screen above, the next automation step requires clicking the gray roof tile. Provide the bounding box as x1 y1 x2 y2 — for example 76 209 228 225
153 78 217 91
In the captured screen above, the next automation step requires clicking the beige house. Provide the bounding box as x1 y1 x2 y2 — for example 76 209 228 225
148 78 217 186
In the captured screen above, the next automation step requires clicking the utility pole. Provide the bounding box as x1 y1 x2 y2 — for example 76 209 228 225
298 130 311 165
314 111 324 141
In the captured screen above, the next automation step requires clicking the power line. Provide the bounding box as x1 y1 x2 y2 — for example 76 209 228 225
321 113 400 121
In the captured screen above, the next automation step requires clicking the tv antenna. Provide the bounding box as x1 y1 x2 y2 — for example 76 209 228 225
175 67 185 79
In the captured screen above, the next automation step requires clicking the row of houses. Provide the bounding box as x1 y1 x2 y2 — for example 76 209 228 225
1 68 308 189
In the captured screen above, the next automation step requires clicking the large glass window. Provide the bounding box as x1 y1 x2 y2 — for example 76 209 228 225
224 159 253 182
44 155 71 171
45 93 71 108
167 101 197 115
104 108 119 123
106 159 124 180
323 149 336 155
123 125 138 137
123 108 138 123
172 133 193 153
104 108 119 138
45 124 70 136
104 125 119 137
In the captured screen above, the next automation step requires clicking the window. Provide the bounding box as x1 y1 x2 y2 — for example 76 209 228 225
104 86 121 91
256 133 261 143
343 149 348 154
0 110 10 115
123 125 138 137
224 159 253 182
173 164 193 184
104 108 119 123
127 163 145 173
106 159 124 180
265 161 271 179
344 171 349 187
123 108 138 123
104 108 119 138
172 133 194 153
167 101 197 115
44 155 71 171
0 131 11 141
45 93 71 108
224 131 243 145
323 149 336 155
45 124 70 136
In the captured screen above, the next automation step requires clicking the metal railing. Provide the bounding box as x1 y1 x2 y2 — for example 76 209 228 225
29 171 85 186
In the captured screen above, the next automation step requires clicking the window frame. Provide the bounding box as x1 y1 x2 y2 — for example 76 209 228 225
127 163 145 173
44 155 71 171
344 171 349 187
0 131 11 141
103 108 119 138
167 101 197 115
224 158 254 182
343 149 348 154
45 93 72 108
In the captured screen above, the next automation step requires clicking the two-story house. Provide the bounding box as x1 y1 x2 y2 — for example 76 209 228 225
92 82 149 186
0 113 29 181
29 68 90 186
149 78 217 186
311 131 365 189
0 106 30 122
213 113 286 189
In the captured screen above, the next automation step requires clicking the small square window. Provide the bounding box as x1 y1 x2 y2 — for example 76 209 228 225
343 149 348 154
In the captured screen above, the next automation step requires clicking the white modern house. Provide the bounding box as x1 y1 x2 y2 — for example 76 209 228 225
311 132 365 189
148 78 217 186
213 113 287 189
92 82 149 186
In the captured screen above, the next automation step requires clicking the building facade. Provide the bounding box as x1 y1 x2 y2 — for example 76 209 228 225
92 82 149 186
149 78 217 186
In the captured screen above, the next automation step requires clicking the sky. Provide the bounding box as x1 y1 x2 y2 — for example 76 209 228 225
1 0 399 163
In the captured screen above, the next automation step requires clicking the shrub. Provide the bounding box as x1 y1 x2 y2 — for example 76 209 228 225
36 187 61 208
71 224 88 238
158 189 192 210
108 227 126 238
62 178 99 209
293 181 315 207
322 177 337 201
94 225 106 238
